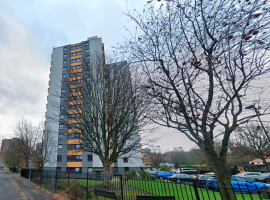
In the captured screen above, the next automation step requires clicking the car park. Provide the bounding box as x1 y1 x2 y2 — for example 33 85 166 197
167 174 193 183
206 175 270 193
149 171 158 175
253 172 270 183
156 171 174 180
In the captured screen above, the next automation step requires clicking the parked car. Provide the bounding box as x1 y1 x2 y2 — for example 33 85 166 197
195 175 215 188
168 174 193 183
156 171 174 180
180 168 198 174
206 175 270 193
235 172 261 180
253 173 270 183
149 171 158 175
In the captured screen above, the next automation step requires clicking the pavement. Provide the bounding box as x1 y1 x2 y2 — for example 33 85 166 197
0 170 53 200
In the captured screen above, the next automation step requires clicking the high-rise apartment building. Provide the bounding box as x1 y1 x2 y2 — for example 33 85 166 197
44 36 143 174
0 138 18 168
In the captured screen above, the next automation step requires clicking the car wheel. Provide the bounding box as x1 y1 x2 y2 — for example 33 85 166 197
265 179 270 184
177 179 181 183
159 177 163 180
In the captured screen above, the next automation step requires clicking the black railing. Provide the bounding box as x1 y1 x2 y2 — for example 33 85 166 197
20 169 270 200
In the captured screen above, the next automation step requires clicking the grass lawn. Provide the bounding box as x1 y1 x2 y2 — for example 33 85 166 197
57 179 102 187
125 180 268 200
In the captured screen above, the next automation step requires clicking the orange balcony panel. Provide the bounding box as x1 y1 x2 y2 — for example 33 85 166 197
111 163 114 167
48 81 50 85
67 150 82 155
68 129 82 134
71 43 81 47
70 48 82 54
46 104 48 109
67 162 82 167
106 88 108 92
69 92 82 97
70 84 83 89
103 57 105 61
139 135 141 139
71 55 82 60
44 121 46 126
140 144 142 148
141 153 144 158
68 139 82 144
68 118 82 124
49 74 51 78
70 76 82 81
45 112 47 117
51 61 52 65
50 67 51 71
143 163 145 168
70 61 82 67
51 54 52 58
48 88 49 92
109 137 112 143
70 69 82 74
102 43 104 47
69 109 82 114
110 149 113 154
47 96 48 100
69 100 82 105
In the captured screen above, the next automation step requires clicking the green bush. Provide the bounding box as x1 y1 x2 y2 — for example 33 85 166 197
131 170 139 176
150 175 157 181
139 170 150 180
125 171 134 179
159 166 170 172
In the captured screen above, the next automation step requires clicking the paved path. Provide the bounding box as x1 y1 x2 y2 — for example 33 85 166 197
0 170 24 199
0 170 53 200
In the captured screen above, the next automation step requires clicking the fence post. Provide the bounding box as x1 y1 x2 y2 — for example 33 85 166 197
46 171 48 188
120 174 124 200
192 179 200 200
87 172 89 200
68 172 70 188
55 170 57 193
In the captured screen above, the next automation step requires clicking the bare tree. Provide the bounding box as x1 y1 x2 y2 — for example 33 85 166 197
144 145 163 169
119 0 270 199
4 139 21 167
58 54 148 184
233 123 270 169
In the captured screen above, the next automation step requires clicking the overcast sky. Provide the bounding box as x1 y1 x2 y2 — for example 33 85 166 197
0 0 197 152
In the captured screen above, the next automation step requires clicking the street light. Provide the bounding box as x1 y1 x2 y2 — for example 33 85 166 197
245 105 270 143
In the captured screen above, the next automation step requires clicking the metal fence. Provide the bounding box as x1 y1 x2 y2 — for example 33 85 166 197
21 169 270 200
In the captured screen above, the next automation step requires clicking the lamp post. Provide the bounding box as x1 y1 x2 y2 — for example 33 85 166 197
245 105 270 143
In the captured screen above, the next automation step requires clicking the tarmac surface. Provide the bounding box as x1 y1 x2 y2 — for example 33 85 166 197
0 170 53 200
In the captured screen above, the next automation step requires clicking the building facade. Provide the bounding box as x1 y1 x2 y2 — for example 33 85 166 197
44 36 143 174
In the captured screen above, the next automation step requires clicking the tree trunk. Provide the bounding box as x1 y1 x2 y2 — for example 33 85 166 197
103 161 111 186
205 149 236 200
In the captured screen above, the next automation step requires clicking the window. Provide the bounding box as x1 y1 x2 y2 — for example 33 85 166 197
68 134 81 139
85 43 89 46
57 167 61 172
69 96 82 101
67 167 82 173
64 47 67 51
62 74 66 79
63 54 67 58
70 58 82 63
70 72 82 78
70 45 82 50
61 89 66 94
70 65 82 70
67 155 82 162
86 49 89 53
86 55 90 59
88 155 93 162
88 167 93 172
59 125 65 129
70 80 82 85
58 134 63 140
63 67 66 71
63 60 67 64
58 144 63 150
124 167 129 172
69 113 82 119
68 123 81 129
57 155 62 162
123 158 128 163
68 144 80 150
71 52 82 56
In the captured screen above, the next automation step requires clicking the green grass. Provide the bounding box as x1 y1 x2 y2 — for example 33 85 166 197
125 180 269 200
57 179 102 187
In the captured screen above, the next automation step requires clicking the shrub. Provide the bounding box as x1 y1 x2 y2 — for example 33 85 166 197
159 166 170 172
150 175 157 181
139 170 150 180
66 181 84 200
125 171 134 179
